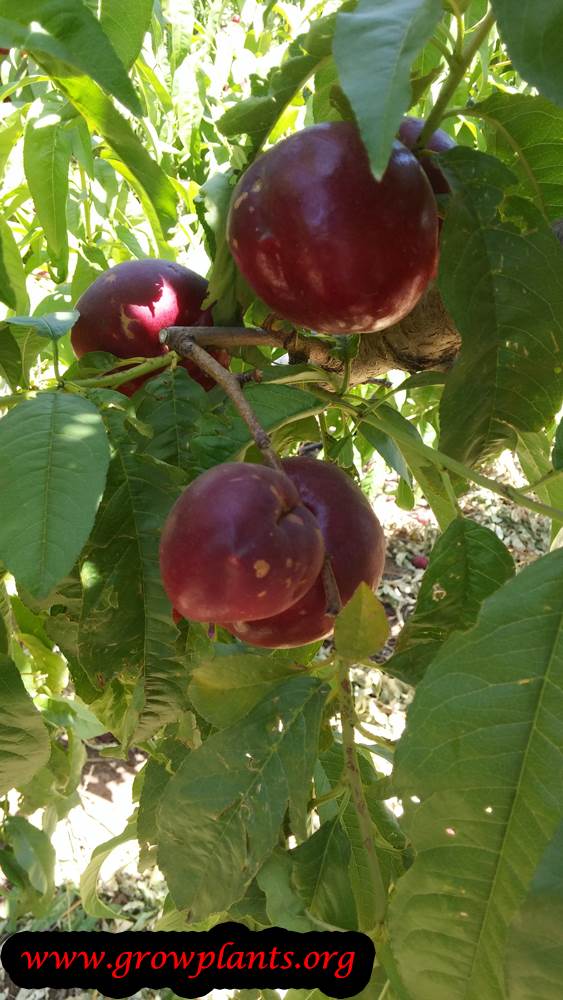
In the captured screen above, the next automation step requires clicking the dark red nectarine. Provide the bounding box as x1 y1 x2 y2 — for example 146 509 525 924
70 259 229 394
159 462 326 623
398 117 456 196
224 457 386 648
227 122 439 335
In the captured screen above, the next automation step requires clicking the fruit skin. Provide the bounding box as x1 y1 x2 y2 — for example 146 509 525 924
159 462 326 623
227 121 439 335
224 457 386 648
398 116 456 196
70 259 229 394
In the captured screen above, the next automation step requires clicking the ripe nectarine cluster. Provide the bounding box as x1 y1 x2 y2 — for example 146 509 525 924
70 118 453 647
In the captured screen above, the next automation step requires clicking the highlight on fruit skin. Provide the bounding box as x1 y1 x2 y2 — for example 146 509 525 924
227 121 439 336
159 462 326 624
70 258 229 395
223 457 386 648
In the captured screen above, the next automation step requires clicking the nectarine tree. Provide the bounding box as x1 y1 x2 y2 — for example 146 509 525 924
0 3 562 999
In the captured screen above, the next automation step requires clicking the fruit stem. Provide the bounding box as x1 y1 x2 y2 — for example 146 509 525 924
417 7 495 148
161 327 285 472
310 385 563 523
70 353 174 388
338 655 387 925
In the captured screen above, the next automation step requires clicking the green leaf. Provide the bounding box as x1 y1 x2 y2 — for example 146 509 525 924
0 394 110 598
358 423 412 486
334 583 389 662
368 405 458 530
388 548 563 1000
256 848 315 932
134 368 206 469
77 409 187 744
218 96 278 139
0 112 23 182
438 147 563 465
504 818 563 1000
100 0 154 69
189 650 306 730
518 432 563 541
491 0 563 108
0 217 28 314
0 654 50 795
24 111 71 282
334 0 442 179
47 72 177 239
158 676 328 921
79 818 137 918
473 93 563 223
5 815 54 898
7 311 78 341
0 324 22 388
389 518 515 685
0 0 142 115
291 818 358 930
553 420 563 472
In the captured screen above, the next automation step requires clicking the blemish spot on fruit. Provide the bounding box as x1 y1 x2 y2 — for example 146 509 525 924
257 590 267 598
254 559 271 578
234 192 249 209
251 179 263 193
287 513 304 526
228 554 240 566
235 621 249 633
232 238 239 249
286 558 293 568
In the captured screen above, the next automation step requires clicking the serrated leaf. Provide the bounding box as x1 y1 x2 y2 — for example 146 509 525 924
77 409 187 744
388 548 563 1000
80 818 137 918
334 583 389 662
0 654 49 795
23 112 71 281
473 92 563 223
291 818 358 930
504 818 563 1000
438 147 563 465
0 0 142 115
158 676 328 920
491 0 563 108
0 394 110 598
334 0 442 179
46 71 177 239
100 0 153 69
189 650 305 730
389 518 514 685
7 311 78 341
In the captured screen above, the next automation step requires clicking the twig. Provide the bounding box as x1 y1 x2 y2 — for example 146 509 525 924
161 327 284 472
338 656 387 925
162 324 288 350
322 557 343 617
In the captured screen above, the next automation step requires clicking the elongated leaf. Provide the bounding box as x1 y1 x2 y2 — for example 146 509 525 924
0 0 141 115
80 819 137 918
291 818 357 930
359 423 412 486
438 147 563 465
0 655 49 795
24 113 71 281
134 368 207 470
492 0 563 108
7 311 78 341
158 676 328 920
473 92 563 223
0 112 23 181
0 394 110 598
0 218 27 314
100 0 153 69
505 818 563 1000
553 420 563 471
366 405 458 530
389 518 514 685
0 324 21 388
334 583 389 662
47 71 177 238
77 408 187 744
5 815 54 898
388 548 563 1000
189 649 306 730
518 431 563 541
334 0 442 178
